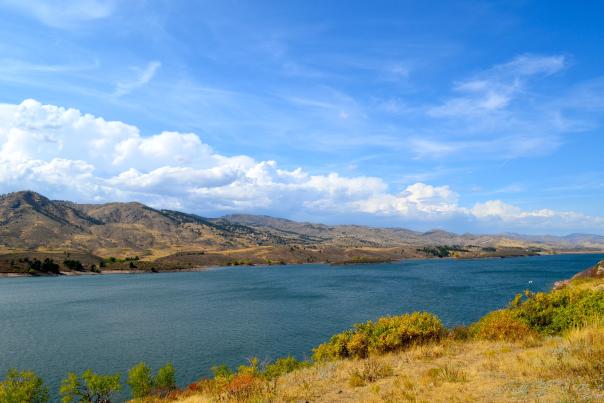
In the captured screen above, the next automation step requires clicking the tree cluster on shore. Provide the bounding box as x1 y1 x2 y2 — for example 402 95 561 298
0 363 175 403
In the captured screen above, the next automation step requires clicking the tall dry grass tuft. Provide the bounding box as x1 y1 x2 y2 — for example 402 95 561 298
348 358 394 387
424 364 468 384
552 325 604 388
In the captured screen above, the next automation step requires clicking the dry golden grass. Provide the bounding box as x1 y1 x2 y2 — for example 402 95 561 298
568 276 604 291
160 327 603 402
0 246 26 254
281 330 603 402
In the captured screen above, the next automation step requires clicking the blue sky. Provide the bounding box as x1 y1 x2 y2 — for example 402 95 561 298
0 0 603 234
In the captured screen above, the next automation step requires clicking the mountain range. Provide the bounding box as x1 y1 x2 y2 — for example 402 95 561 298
1 190 603 273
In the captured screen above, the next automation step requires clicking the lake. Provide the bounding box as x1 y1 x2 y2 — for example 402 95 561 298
0 253 602 400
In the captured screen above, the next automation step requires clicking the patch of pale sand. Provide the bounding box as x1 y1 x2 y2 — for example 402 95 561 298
0 272 27 277
173 395 212 403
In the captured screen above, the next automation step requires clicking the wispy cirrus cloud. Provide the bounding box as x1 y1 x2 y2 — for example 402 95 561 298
428 54 567 117
114 61 162 97
0 58 100 74
408 135 562 160
0 0 115 28
404 54 579 160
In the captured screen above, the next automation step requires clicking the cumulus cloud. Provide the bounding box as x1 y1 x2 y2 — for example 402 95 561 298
354 183 460 218
0 99 601 232
471 200 604 231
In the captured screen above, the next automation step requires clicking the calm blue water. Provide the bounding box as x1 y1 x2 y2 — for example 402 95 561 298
0 254 602 400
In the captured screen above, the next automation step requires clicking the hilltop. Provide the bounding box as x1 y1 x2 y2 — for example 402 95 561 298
1 190 603 274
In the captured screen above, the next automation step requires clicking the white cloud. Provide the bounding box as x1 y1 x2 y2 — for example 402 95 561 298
411 54 578 161
0 99 601 233
354 183 460 218
0 0 114 28
408 135 560 160
497 54 566 76
114 61 162 97
429 54 567 118
471 200 604 231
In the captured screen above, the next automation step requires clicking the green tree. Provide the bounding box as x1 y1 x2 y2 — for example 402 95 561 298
126 362 176 399
60 370 120 403
211 364 233 380
42 258 60 273
0 369 49 403
126 363 152 399
27 259 41 272
63 260 84 271
153 363 176 397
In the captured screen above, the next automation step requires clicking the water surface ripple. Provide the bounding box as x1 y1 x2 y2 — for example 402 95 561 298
0 254 602 397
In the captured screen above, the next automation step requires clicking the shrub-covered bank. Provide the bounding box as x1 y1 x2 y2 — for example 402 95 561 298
2 262 603 402
168 270 603 402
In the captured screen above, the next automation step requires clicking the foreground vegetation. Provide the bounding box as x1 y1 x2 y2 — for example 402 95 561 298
2 264 603 402
0 363 176 403
159 266 604 402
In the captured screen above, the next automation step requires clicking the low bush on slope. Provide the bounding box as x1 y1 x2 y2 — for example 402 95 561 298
312 312 444 361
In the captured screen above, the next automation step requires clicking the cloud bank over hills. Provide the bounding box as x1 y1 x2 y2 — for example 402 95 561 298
0 99 601 234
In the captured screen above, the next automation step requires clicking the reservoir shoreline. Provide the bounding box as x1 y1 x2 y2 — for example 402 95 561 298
2 249 604 278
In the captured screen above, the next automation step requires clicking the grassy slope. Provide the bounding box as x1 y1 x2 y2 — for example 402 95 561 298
154 266 604 403
256 325 604 402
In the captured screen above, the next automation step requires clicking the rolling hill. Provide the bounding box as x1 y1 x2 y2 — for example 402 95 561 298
0 190 603 274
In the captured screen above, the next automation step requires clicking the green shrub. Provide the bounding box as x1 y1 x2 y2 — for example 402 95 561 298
60 370 121 403
236 358 261 377
469 310 536 341
127 362 152 399
313 312 444 361
0 369 48 403
447 325 471 340
312 331 355 361
470 287 604 339
263 357 309 380
512 288 604 335
127 362 176 399
211 365 234 381
154 363 176 397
